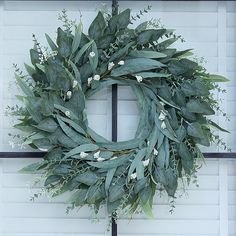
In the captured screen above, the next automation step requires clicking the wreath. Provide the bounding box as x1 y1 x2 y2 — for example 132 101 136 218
8 8 229 218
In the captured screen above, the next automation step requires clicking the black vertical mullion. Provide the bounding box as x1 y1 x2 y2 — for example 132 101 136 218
111 2 118 236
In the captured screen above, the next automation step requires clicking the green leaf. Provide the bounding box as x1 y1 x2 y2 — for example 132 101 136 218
158 38 178 49
181 80 209 97
57 115 86 135
53 164 71 175
57 117 88 144
88 11 106 40
75 171 98 185
174 49 193 58
45 148 62 160
135 72 171 79
178 142 194 175
54 104 79 121
64 143 99 158
109 41 134 62
134 177 147 194
137 29 166 45
89 41 98 72
146 125 159 158
111 58 166 77
88 154 130 169
156 141 168 168
164 168 178 197
105 168 116 194
129 50 166 59
187 122 204 138
56 131 78 148
141 201 154 218
181 107 197 121
168 59 198 77
135 21 149 33
69 60 81 84
128 149 146 182
56 27 72 58
35 63 45 73
206 74 229 82
155 116 179 142
208 120 229 133
36 118 58 132
45 60 70 91
107 199 121 214
176 126 186 141
44 175 61 186
74 40 93 64
45 33 57 51
87 184 103 204
186 99 215 115
30 49 40 65
64 89 85 115
32 138 52 150
16 74 34 97
99 151 113 159
109 184 124 202
71 21 82 54
140 186 152 205
152 167 167 186
68 189 87 206
108 9 130 33
24 63 36 77
193 129 211 147
97 35 115 49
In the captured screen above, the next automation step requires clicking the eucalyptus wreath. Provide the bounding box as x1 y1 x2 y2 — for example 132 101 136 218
8 8 229 218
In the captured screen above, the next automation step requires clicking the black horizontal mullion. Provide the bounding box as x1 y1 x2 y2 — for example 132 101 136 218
0 152 235 158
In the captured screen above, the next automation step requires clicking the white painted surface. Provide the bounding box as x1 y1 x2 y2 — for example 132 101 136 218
0 1 235 236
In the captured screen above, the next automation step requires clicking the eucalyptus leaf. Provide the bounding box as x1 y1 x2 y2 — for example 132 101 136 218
129 50 166 59
111 58 166 76
88 12 106 40
64 143 99 158
178 142 194 175
71 22 82 54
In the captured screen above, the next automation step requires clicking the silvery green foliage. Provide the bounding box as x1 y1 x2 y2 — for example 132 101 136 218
10 9 229 219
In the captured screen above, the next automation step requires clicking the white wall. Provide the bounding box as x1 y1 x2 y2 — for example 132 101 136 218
0 1 235 236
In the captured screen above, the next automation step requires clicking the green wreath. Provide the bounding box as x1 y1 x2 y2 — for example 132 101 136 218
9 8 229 218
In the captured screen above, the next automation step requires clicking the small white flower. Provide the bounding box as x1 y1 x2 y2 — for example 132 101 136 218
89 51 96 58
135 75 143 83
94 151 100 159
97 157 105 162
118 60 124 65
110 156 117 160
72 80 78 88
158 110 166 121
108 62 115 70
93 74 100 81
161 121 166 129
87 77 93 86
65 111 71 118
66 91 72 99
130 172 137 180
80 152 88 158
153 148 158 156
142 159 150 167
